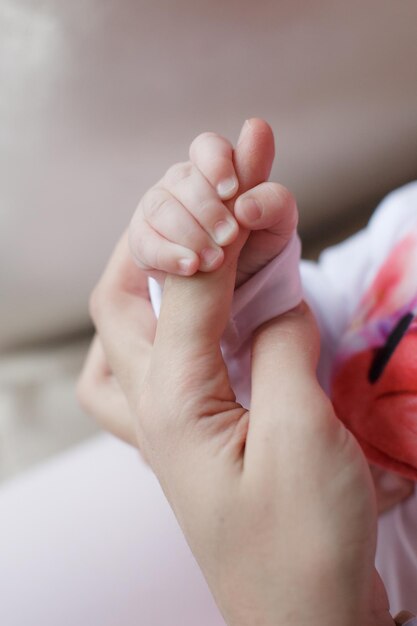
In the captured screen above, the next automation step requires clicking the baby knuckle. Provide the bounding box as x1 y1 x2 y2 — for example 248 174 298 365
265 182 285 202
133 229 169 273
128 222 148 267
268 184 298 223
143 190 173 222
164 161 193 186
141 189 161 220
153 244 169 271
132 194 146 223
269 183 295 208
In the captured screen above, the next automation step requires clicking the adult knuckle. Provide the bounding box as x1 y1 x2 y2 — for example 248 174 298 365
135 386 162 442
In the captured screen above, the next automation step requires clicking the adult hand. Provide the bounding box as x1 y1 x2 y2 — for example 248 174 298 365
78 119 292 445
82 226 396 625
78 120 414 515
78 232 156 447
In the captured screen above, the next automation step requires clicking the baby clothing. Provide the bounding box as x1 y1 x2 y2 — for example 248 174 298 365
302 182 417 612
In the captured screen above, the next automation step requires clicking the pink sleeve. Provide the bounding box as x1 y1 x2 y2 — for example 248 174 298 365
220 232 302 407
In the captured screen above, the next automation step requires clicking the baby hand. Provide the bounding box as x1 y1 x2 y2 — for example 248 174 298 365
129 119 298 286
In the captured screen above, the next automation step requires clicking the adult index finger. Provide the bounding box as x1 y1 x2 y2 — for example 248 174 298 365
89 231 157 400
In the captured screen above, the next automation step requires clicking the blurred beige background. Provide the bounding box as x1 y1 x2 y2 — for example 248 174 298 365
1 0 417 481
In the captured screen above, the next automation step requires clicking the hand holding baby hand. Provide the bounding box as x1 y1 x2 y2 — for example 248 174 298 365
87 224 395 626
129 118 297 287
78 120 296 451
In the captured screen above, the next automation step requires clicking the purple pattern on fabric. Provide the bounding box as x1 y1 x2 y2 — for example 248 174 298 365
335 229 417 365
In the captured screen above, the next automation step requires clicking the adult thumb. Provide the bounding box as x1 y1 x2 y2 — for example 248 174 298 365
154 229 248 364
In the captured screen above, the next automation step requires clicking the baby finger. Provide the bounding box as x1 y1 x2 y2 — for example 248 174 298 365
129 218 200 276
189 132 239 200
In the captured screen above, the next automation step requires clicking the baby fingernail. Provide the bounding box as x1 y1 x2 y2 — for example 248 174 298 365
201 247 221 267
239 197 262 222
213 218 237 245
178 258 195 274
217 176 238 200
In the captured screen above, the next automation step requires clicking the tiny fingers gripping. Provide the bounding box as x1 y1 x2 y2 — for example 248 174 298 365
160 163 239 251
189 132 239 200
129 169 235 276
129 217 200 276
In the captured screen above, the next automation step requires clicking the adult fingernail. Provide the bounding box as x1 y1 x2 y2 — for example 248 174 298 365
201 247 222 267
239 196 262 222
217 176 238 200
213 218 238 245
